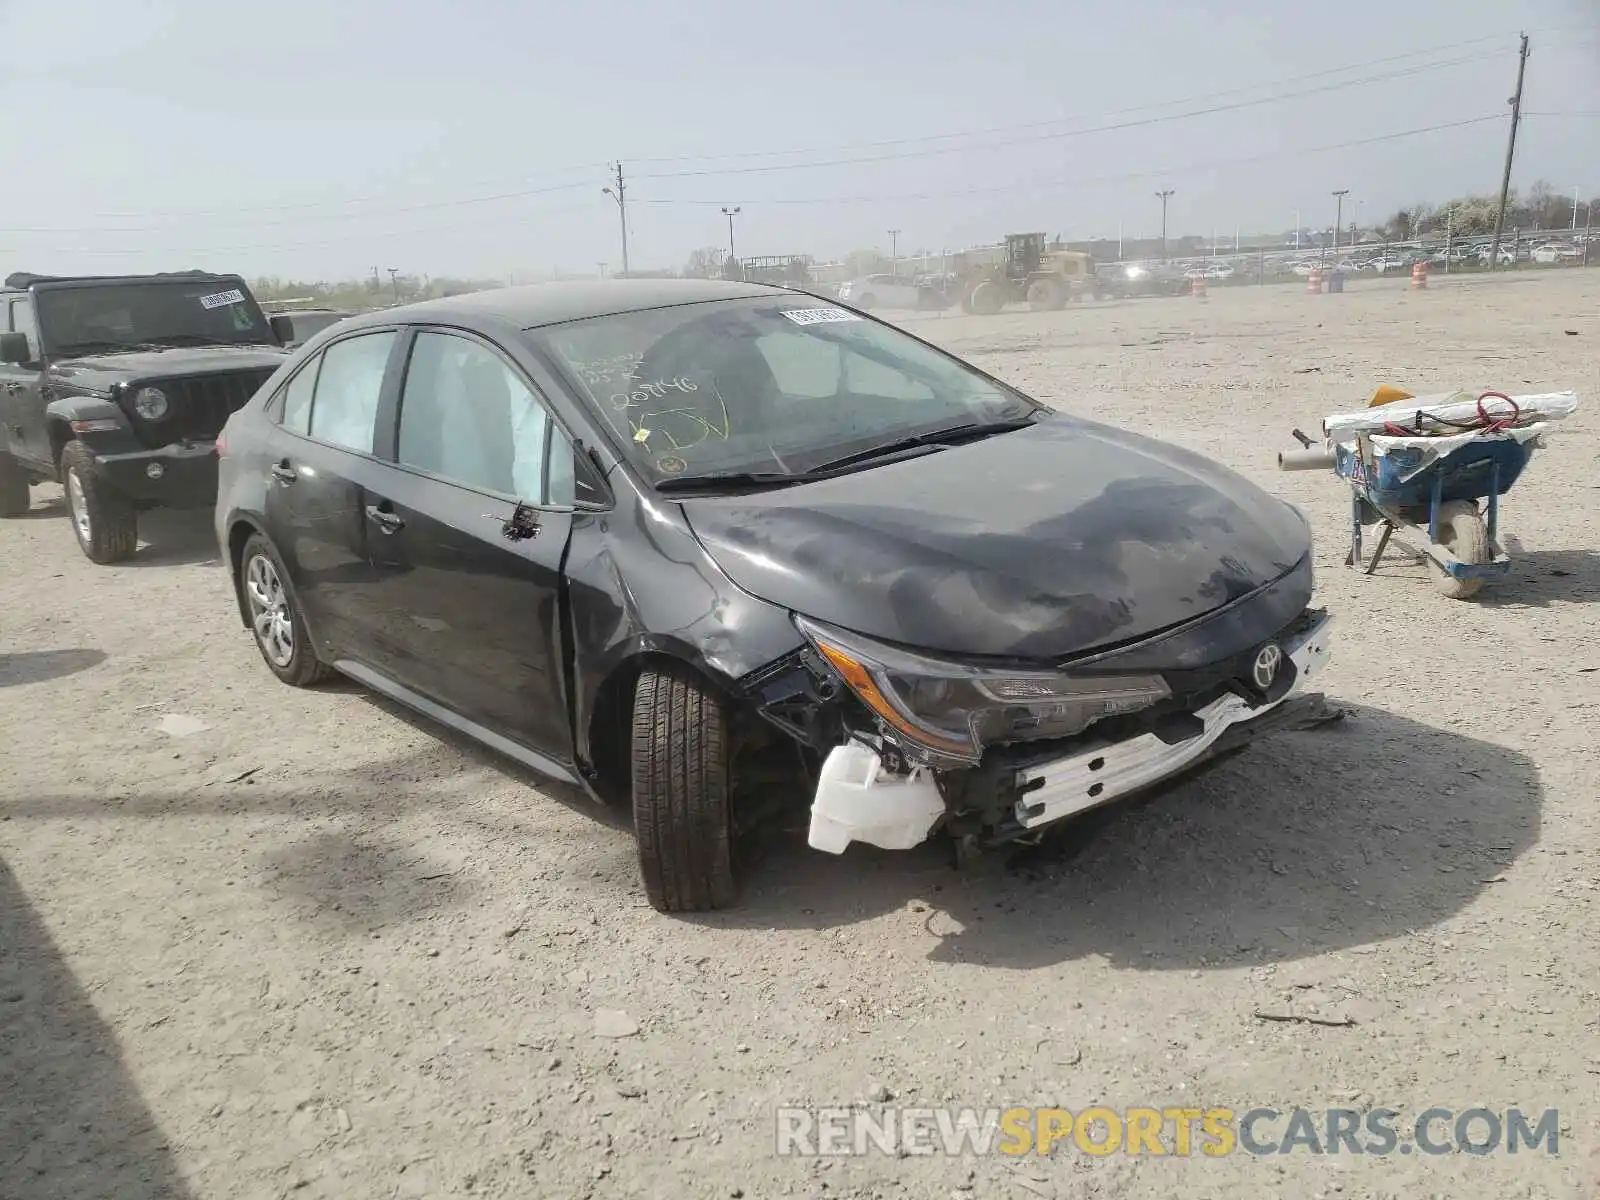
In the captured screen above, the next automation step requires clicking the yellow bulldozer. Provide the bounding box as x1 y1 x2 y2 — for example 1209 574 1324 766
956 233 1106 315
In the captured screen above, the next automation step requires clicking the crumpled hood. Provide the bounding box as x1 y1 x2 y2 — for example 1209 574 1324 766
681 415 1313 661
48 344 289 389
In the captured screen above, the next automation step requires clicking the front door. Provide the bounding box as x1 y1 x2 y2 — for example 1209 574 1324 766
361 328 576 764
0 296 50 470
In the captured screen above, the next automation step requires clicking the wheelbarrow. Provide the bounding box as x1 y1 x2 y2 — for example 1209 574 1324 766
1279 390 1573 600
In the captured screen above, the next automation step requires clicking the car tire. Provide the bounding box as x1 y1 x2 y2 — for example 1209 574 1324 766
630 665 737 914
1429 500 1489 600
59 441 137 563
239 532 331 686
0 451 29 517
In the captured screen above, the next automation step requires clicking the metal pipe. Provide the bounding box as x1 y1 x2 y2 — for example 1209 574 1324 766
1278 448 1337 471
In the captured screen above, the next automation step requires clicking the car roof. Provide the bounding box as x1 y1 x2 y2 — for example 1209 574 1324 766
3 270 242 291
336 278 786 332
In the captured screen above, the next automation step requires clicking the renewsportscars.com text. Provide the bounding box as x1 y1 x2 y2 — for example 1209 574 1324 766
774 1106 1561 1158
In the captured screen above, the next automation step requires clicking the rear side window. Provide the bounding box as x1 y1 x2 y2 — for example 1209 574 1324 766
308 331 396 454
279 357 321 435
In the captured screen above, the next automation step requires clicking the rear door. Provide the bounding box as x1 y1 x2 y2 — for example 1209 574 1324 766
260 328 402 660
358 327 577 763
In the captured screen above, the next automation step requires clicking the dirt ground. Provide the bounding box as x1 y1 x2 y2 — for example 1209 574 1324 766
3 269 1598 1200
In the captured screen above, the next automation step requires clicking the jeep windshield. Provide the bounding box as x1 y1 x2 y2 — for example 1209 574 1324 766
529 297 1043 488
37 280 275 358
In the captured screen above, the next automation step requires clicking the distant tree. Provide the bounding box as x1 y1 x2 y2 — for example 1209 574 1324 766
683 247 724 278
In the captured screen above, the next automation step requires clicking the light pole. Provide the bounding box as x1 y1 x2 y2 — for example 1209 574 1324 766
888 229 900 278
1332 190 1349 259
721 206 741 264
1294 209 1300 250
386 268 400 304
1156 190 1175 261
1573 185 1581 230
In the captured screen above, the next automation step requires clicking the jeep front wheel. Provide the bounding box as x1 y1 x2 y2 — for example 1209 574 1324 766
59 441 137 563
0 451 29 517
630 665 737 913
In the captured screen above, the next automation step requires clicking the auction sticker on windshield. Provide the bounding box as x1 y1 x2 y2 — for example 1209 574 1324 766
780 307 862 326
199 288 246 310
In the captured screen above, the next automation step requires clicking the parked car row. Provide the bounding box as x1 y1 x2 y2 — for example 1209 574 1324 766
2 275 1334 914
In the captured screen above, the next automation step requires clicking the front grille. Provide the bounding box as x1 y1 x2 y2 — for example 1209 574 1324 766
135 369 277 443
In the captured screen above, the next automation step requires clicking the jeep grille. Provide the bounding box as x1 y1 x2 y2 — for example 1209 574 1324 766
134 369 277 443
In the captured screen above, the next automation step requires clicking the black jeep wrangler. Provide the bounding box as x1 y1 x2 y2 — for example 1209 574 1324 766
0 271 293 563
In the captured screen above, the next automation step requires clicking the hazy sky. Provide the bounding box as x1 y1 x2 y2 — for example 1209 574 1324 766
1 0 1596 281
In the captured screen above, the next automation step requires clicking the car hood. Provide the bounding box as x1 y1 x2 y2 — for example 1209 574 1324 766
48 344 289 387
681 415 1313 661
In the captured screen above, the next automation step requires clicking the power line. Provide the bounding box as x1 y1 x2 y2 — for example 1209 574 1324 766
622 36 1510 166
631 56 1489 181
633 116 1506 209
10 35 1505 228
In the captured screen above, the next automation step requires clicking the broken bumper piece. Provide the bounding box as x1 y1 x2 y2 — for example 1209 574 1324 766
806 611 1333 854
1012 610 1332 831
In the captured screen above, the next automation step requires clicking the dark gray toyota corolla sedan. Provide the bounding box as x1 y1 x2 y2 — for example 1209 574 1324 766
215 279 1332 913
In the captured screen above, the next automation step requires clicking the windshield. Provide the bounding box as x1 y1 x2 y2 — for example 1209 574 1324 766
529 297 1040 483
36 280 275 356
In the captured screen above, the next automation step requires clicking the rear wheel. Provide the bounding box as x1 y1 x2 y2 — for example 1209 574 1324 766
59 441 137 563
0 451 29 517
240 533 331 685
631 665 737 913
1429 500 1490 599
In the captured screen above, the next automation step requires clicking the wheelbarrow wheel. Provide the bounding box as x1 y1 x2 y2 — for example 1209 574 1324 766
1430 500 1489 599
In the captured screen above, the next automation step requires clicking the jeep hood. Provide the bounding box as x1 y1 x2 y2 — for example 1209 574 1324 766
681 415 1313 661
49 344 288 387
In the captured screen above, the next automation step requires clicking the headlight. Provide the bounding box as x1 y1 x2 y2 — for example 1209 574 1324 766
132 386 169 420
796 615 1170 763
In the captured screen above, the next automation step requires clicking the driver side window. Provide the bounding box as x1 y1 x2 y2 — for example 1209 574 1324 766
9 299 36 357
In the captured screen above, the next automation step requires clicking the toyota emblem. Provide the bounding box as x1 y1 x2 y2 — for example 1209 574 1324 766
1251 644 1284 690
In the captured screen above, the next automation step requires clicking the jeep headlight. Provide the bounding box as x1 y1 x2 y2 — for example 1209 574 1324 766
795 615 1170 763
133 386 170 420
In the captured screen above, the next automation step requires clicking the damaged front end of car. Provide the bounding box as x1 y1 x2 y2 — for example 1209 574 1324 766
738 569 1335 859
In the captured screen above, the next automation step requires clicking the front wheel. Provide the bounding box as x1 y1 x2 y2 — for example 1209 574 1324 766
1429 500 1490 599
59 441 137 563
0 451 29 517
631 666 737 913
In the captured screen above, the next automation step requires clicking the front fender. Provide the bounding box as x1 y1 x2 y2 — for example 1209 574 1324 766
565 489 805 765
43 395 145 456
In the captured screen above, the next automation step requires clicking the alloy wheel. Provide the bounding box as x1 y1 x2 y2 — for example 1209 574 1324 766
244 552 296 668
66 468 91 547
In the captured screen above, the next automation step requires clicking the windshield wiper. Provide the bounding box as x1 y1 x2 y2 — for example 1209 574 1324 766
653 470 809 494
54 339 167 356
141 333 255 348
804 415 1041 474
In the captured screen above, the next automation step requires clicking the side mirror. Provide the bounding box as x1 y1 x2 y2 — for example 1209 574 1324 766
0 332 32 365
269 314 295 345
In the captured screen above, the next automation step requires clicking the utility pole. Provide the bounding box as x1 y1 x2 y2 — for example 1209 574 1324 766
721 206 741 264
1586 200 1593 266
387 268 400 304
602 163 630 278
1332 190 1349 258
1572 185 1580 230
1489 33 1531 271
1156 190 1174 261
888 229 900 278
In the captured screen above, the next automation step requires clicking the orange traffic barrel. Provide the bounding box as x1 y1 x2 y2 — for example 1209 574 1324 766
1307 268 1324 294
1191 275 1207 298
1411 261 1428 289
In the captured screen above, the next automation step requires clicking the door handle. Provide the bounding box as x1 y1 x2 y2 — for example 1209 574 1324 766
365 504 405 533
270 461 298 484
